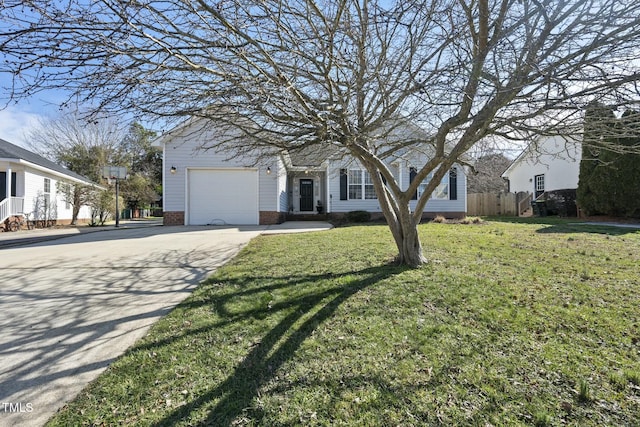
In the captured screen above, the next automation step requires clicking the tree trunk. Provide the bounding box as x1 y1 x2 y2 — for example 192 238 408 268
71 187 82 225
364 163 427 268
388 207 427 267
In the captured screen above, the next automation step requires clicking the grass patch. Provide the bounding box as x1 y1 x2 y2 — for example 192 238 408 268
48 221 640 426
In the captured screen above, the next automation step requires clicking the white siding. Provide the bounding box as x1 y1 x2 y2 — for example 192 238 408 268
327 159 467 214
504 136 581 194
159 119 467 217
161 122 284 216
22 168 92 221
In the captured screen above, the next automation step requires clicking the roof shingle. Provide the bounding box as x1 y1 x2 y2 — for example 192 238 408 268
0 138 95 184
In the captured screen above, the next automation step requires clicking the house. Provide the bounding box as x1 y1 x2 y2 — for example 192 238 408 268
153 118 467 226
0 138 96 228
502 135 582 197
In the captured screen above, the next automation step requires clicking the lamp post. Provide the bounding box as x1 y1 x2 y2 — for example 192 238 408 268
102 166 128 228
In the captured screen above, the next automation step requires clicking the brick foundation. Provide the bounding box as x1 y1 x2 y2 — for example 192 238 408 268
259 211 286 225
163 211 185 225
54 218 92 226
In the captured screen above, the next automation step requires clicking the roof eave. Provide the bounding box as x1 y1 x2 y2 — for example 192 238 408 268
1 157 98 186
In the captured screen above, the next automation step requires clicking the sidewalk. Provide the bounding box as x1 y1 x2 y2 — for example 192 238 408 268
0 218 163 249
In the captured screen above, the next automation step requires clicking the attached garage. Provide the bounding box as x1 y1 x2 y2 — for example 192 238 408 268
187 168 259 225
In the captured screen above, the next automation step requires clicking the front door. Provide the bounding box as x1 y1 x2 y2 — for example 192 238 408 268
299 179 314 212
534 174 545 198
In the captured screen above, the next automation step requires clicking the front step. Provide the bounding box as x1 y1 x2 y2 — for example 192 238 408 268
519 208 533 217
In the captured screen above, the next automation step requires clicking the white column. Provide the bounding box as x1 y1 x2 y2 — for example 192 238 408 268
5 166 11 200
325 169 331 213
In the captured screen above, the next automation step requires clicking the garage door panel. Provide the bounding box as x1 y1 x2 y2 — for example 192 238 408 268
188 169 258 225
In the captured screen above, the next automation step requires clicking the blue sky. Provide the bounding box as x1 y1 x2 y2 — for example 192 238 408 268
0 70 67 148
0 104 46 148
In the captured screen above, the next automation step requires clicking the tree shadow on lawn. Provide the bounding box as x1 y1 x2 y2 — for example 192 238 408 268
149 263 407 426
487 216 640 236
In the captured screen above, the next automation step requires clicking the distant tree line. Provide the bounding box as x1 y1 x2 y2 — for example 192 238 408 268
466 153 511 194
577 105 640 218
28 113 161 225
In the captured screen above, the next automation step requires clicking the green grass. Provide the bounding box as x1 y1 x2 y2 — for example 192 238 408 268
48 219 640 426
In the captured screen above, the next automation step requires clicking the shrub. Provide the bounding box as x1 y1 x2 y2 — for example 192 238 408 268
460 216 483 224
431 215 446 223
345 210 371 223
547 189 578 217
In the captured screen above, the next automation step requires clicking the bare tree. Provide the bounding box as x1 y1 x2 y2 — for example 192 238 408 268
25 112 124 224
2 0 640 266
467 153 512 194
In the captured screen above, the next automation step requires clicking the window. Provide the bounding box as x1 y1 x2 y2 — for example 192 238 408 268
44 178 51 210
348 169 362 200
364 171 376 199
413 170 451 200
534 174 545 198
347 169 377 200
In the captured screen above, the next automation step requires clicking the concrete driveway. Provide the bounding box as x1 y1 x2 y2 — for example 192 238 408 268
0 225 275 427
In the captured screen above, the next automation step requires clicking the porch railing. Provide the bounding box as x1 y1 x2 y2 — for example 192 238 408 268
518 193 533 217
0 197 25 223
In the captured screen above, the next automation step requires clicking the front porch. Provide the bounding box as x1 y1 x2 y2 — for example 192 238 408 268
287 170 328 215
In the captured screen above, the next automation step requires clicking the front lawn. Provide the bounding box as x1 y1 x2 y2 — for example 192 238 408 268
48 220 640 426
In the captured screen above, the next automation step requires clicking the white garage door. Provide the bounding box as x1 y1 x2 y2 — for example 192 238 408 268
188 169 259 225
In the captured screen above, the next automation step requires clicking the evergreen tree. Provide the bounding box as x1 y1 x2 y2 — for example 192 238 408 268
577 104 616 215
119 123 161 212
578 105 640 218
616 110 640 217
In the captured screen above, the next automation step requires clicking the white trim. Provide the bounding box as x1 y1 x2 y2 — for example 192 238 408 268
535 174 545 192
347 169 377 200
0 158 96 186
325 171 331 213
162 143 167 212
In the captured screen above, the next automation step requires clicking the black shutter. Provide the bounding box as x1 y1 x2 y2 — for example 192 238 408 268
449 168 457 200
340 169 348 200
409 167 417 200
11 172 16 197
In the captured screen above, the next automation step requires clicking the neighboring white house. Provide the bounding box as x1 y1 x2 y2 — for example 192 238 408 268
502 135 582 198
0 138 96 227
153 118 467 226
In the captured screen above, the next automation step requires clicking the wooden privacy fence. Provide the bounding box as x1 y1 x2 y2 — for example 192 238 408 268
467 192 519 216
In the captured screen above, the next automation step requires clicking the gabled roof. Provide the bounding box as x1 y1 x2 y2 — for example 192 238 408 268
153 113 473 170
0 138 96 184
501 135 581 178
